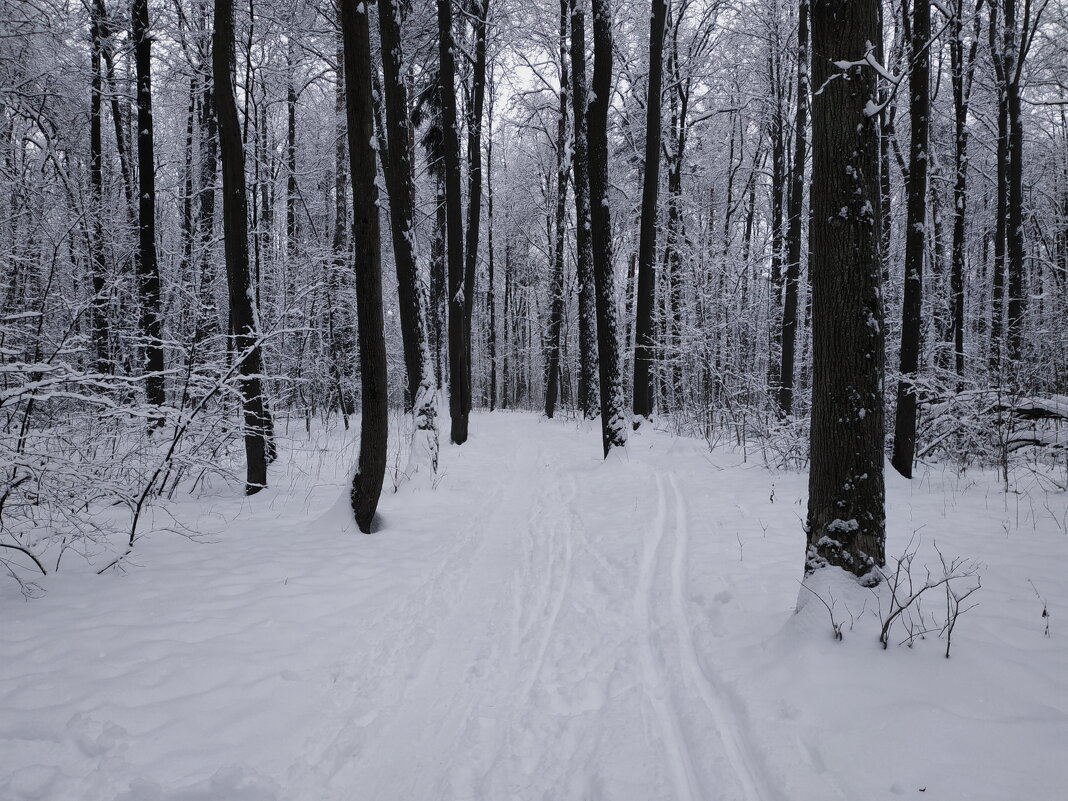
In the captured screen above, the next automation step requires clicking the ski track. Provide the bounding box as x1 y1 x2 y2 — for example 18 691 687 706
666 472 776 801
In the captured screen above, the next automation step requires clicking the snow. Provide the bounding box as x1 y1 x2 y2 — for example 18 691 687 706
2 412 1066 800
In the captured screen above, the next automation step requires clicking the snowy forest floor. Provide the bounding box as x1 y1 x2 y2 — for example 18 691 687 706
2 411 1067 801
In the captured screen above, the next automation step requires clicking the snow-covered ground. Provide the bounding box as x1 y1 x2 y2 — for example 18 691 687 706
2 412 1066 800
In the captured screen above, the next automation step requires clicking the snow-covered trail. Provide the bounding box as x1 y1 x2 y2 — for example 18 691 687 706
301 418 785 801
3 412 1067 801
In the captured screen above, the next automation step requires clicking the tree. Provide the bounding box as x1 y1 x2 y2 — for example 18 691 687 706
570 0 598 421
777 0 809 417
438 0 470 444
377 0 439 459
545 0 570 419
586 0 628 456
891 0 930 480
463 0 489 418
806 0 886 577
632 0 668 425
132 0 166 409
340 0 388 532
213 0 270 493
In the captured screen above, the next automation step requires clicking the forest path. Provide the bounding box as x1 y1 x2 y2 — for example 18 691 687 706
5 412 1066 801
305 415 783 801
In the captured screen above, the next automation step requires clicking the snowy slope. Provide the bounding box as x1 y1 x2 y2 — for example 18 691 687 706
2 412 1066 800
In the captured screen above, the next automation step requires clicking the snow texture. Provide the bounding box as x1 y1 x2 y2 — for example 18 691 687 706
2 413 1066 800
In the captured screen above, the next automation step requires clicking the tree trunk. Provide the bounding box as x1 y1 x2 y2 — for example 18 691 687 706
545 0 570 419
213 0 269 493
88 6 110 373
438 0 470 443
571 0 598 420
587 0 628 455
378 0 437 415
806 0 886 577
132 0 166 409
463 0 489 416
891 0 929 480
632 0 667 425
340 0 389 532
777 0 808 417
1004 0 1026 365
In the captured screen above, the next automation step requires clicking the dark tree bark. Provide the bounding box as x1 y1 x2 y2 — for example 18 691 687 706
587 0 628 455
88 6 110 373
486 73 498 411
570 0 597 419
340 0 389 532
1004 0 1026 365
93 0 137 219
213 0 270 493
891 0 930 480
545 0 569 419
806 0 886 577
463 0 489 417
438 0 470 443
949 0 981 380
777 0 809 417
132 0 166 409
378 0 437 421
632 0 667 424
286 51 298 257
989 1 1007 374
196 64 220 344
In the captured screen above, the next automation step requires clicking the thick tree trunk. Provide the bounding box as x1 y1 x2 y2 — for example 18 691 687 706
777 0 808 417
891 0 930 480
132 0 166 409
632 0 668 424
587 0 628 455
213 0 269 493
340 0 389 532
438 0 469 443
806 0 886 577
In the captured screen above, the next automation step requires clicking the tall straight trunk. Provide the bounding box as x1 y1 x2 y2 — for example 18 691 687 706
88 7 110 372
132 0 166 408
545 0 570 419
806 0 886 577
949 0 980 380
587 0 628 455
378 0 437 420
286 55 298 256
93 0 137 219
487 116 498 411
777 0 809 417
502 240 512 409
438 0 469 443
1004 0 1026 365
891 0 930 480
989 2 1007 374
340 0 389 532
328 28 353 421
213 0 269 493
570 0 598 420
196 72 219 342
463 0 489 415
632 0 668 423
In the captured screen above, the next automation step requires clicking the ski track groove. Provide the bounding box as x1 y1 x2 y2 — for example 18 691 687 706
667 471 775 801
637 473 701 801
